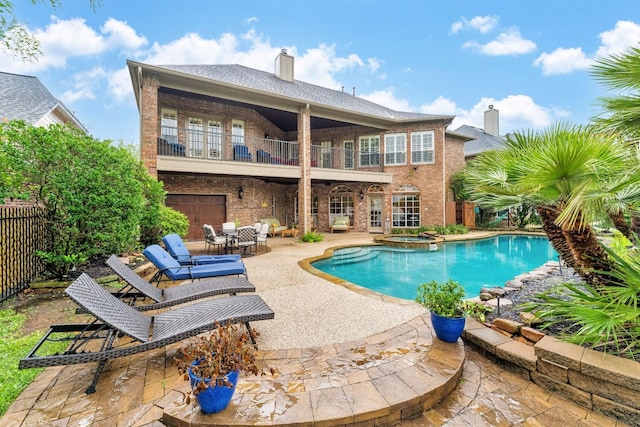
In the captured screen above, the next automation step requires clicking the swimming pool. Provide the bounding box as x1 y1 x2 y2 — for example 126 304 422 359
312 234 557 300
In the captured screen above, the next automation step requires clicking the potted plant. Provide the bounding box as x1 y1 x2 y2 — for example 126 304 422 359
416 279 467 342
174 322 262 414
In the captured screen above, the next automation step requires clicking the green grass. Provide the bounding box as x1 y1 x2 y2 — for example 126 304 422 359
0 308 66 416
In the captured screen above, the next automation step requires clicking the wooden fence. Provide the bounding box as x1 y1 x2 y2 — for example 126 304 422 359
0 206 47 303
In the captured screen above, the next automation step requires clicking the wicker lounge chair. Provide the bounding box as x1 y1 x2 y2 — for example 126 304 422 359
162 233 241 265
143 244 247 284
19 273 274 394
105 255 256 311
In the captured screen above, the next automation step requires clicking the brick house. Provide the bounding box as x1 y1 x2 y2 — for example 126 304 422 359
127 50 473 239
0 71 86 131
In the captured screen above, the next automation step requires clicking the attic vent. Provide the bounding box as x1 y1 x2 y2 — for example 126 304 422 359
275 49 294 82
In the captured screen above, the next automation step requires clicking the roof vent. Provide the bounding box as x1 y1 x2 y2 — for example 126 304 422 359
275 49 294 82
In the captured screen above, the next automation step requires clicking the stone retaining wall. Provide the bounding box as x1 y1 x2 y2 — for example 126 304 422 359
463 318 640 426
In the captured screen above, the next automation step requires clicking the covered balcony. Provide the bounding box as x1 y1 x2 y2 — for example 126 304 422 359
156 126 391 184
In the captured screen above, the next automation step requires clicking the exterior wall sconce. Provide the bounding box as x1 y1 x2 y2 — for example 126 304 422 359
261 200 268 208
238 186 244 200
359 190 365 200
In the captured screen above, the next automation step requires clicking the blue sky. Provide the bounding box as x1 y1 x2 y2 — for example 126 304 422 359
3 1 640 145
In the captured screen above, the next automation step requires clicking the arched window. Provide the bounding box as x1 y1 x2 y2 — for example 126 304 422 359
329 185 354 226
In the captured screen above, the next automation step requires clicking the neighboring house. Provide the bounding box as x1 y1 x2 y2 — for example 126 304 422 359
456 106 504 162
128 50 473 239
0 71 86 131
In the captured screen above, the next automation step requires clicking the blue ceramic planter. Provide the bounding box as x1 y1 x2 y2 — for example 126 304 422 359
188 365 239 414
430 312 465 343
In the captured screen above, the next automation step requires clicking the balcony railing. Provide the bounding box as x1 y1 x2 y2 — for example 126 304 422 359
157 126 382 171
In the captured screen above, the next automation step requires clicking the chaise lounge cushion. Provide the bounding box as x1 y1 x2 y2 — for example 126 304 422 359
260 217 287 236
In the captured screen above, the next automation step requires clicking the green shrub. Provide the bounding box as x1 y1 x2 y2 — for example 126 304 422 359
0 121 162 277
301 230 324 242
159 205 189 237
0 121 181 275
34 251 87 279
416 279 466 317
522 245 640 360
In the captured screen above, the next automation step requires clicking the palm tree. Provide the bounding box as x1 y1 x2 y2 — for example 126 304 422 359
591 45 640 139
465 123 640 289
591 44 640 240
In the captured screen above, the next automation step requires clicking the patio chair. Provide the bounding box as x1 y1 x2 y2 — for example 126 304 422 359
331 216 350 233
234 225 257 256
162 233 240 265
19 273 274 394
143 244 247 284
257 222 270 249
105 255 256 311
202 224 227 254
233 144 252 162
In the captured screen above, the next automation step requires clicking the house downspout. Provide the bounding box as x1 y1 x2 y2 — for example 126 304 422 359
442 126 446 226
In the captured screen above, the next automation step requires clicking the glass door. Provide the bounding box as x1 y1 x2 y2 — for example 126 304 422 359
368 195 383 233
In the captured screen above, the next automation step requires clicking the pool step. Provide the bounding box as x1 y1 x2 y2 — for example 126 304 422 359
330 247 381 265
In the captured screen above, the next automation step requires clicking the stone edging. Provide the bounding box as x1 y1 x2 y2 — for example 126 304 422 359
463 318 640 426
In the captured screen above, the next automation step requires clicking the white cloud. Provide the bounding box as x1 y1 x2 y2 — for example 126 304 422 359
101 18 148 50
360 90 558 134
107 67 133 101
596 20 640 58
534 20 640 76
419 96 458 115
0 16 146 74
451 15 498 34
59 66 108 103
463 28 536 56
533 47 593 75
360 88 412 111
450 95 554 133
110 30 378 100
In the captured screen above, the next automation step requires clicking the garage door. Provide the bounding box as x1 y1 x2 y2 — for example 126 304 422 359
165 194 226 240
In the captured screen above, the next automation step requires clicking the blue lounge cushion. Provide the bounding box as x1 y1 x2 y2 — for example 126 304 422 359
143 244 247 282
162 233 240 265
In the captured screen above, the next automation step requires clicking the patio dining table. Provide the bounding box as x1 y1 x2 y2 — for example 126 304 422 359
222 229 237 254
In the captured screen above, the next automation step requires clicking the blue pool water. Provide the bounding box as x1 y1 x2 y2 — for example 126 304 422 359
312 235 558 300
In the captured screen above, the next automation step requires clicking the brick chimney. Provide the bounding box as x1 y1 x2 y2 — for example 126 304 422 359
484 105 499 136
275 49 294 82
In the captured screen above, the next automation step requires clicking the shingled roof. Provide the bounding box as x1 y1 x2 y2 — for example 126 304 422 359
455 124 504 158
0 71 86 130
151 63 453 123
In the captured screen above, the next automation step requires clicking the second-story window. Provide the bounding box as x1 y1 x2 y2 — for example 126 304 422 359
411 131 435 164
232 120 244 145
161 109 177 144
343 140 355 169
187 117 203 157
359 135 380 166
384 133 406 165
208 120 222 159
